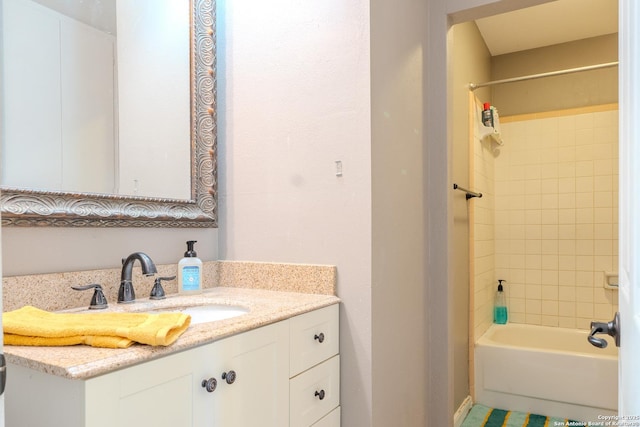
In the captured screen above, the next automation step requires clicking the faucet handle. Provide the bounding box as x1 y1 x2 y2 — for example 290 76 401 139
150 276 176 300
72 284 108 310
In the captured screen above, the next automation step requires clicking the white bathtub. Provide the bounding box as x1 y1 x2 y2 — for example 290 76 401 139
474 323 618 422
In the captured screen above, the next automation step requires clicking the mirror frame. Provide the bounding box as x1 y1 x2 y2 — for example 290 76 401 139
0 0 217 228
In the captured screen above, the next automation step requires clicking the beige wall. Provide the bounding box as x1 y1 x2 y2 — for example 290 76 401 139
491 34 618 116
449 21 491 409
370 0 429 424
216 1 374 425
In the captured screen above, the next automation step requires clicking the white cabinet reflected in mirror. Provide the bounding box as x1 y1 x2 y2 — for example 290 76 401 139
0 0 217 227
3 0 190 199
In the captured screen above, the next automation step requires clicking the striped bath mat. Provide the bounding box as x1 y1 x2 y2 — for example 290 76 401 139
461 404 579 427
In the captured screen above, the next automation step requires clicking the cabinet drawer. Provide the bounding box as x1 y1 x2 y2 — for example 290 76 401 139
290 304 339 376
290 355 340 427
311 406 340 427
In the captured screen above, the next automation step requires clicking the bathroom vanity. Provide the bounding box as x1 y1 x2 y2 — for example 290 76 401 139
5 289 340 427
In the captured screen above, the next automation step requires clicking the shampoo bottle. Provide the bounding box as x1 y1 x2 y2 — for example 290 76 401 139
482 102 494 127
178 240 203 294
494 279 508 324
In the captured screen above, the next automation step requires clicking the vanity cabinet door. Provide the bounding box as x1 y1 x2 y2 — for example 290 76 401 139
193 319 290 427
85 347 197 427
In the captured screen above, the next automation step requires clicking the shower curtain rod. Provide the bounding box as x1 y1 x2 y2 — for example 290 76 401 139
468 61 618 91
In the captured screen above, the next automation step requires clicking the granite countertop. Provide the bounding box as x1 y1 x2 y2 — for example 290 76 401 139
4 287 340 380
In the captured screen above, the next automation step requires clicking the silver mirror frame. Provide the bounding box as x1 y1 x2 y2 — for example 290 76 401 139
0 0 217 228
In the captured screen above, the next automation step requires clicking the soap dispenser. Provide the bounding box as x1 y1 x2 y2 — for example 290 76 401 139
494 279 508 324
178 240 203 294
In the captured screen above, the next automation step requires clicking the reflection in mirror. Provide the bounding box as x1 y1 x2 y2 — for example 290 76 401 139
0 0 217 227
2 0 190 199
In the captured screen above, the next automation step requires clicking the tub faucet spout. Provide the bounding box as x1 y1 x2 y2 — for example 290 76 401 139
118 252 158 303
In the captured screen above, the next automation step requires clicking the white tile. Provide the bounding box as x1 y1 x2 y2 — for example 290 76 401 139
575 160 594 177
525 268 542 284
541 178 559 194
575 128 595 146
559 287 576 301
576 288 594 303
525 164 542 180
558 194 576 210
559 301 577 317
575 144 594 161
558 162 576 178
525 224 542 239
594 159 613 176
558 240 575 255
558 316 576 328
594 255 613 271
575 208 594 224
541 300 559 315
541 316 559 327
525 210 542 224
576 271 594 286
541 270 559 285
526 299 542 314
509 239 525 254
594 191 613 208
541 255 558 270
541 225 559 239
575 192 594 208
576 224 595 239
558 209 576 224
594 207 613 224
541 163 559 178
558 224 576 239
594 175 613 192
558 177 576 193
525 239 542 254
558 146 576 162
526 254 542 269
541 285 559 301
541 239 559 254
576 302 594 318
558 270 576 286
576 176 594 192
558 255 576 270
576 255 594 271
525 194 542 210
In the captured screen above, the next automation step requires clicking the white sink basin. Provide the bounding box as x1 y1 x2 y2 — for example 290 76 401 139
149 304 249 325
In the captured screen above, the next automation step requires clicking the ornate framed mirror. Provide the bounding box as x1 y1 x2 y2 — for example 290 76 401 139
0 0 217 228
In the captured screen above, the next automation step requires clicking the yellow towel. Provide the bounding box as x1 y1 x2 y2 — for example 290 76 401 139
3 306 191 349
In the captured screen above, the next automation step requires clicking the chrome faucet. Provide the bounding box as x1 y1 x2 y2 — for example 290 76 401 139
118 252 158 303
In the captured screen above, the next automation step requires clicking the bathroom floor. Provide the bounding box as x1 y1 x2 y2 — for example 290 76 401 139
461 404 578 427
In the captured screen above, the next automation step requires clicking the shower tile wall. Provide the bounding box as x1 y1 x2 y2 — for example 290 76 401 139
472 101 496 340
494 108 619 330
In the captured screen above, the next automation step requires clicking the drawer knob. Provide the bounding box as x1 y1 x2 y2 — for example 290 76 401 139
201 377 217 393
315 389 326 400
314 333 325 343
222 370 237 384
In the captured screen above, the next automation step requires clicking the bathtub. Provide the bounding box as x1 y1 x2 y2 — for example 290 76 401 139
474 323 618 422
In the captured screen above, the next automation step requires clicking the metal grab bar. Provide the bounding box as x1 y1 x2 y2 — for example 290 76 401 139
453 183 482 200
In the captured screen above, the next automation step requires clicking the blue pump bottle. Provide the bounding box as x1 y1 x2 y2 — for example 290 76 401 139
494 279 508 324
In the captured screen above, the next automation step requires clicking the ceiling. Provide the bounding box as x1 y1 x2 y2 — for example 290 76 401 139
475 0 618 56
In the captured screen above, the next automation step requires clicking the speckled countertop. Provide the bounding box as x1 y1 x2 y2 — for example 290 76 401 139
3 260 339 381
5 287 339 380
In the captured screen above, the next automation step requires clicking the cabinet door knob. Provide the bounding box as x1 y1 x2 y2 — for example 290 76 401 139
222 370 237 384
314 333 325 343
201 377 217 393
314 389 326 400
